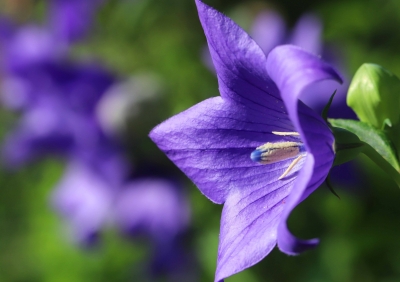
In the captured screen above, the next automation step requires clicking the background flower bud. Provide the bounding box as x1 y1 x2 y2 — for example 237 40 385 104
347 63 400 129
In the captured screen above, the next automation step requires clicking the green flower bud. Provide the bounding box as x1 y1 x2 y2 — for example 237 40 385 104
347 63 400 129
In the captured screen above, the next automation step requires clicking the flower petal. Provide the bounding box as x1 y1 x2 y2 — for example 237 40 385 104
195 0 282 112
150 97 294 204
216 156 305 281
266 45 341 254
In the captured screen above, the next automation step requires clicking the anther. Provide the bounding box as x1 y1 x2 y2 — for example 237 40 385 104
250 131 305 179
250 142 303 164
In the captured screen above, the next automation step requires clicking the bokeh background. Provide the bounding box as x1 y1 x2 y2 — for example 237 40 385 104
1 0 400 281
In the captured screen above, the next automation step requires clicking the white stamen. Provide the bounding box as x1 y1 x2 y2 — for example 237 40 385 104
278 154 303 179
272 131 300 136
250 131 305 180
252 142 302 164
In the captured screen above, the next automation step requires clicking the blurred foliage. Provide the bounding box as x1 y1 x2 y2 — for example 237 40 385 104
1 0 400 281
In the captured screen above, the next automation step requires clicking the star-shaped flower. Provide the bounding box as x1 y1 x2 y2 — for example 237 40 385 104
150 1 342 281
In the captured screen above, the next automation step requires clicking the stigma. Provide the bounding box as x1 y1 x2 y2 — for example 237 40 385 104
250 131 306 179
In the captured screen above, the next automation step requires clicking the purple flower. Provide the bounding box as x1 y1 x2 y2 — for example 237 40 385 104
49 0 104 42
0 24 62 75
251 11 322 56
0 17 15 47
52 159 116 245
249 10 286 56
53 167 192 256
114 178 193 280
51 138 128 244
150 1 342 281
115 178 190 243
1 62 115 166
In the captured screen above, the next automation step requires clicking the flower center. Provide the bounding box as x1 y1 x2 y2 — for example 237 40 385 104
250 131 306 179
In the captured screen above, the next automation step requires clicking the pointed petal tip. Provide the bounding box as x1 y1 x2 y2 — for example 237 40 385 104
148 125 158 140
195 0 207 11
148 125 160 146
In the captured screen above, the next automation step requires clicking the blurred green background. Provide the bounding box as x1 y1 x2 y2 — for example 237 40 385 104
1 0 400 281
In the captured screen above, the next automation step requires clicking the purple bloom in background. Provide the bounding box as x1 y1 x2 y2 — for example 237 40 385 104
1 2 196 279
115 179 190 242
288 13 322 55
53 168 193 268
52 159 115 245
150 1 342 281
249 10 286 55
115 178 195 280
51 135 130 244
1 62 115 166
49 0 104 43
0 21 63 110
0 24 62 75
251 11 322 56
0 18 14 40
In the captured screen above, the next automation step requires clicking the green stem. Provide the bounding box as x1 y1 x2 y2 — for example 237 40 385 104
362 144 400 188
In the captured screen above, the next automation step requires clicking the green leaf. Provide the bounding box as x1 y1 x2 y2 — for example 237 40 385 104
329 118 400 171
347 63 400 129
361 143 400 189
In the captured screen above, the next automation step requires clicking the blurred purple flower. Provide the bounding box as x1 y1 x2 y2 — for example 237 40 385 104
115 179 190 242
0 25 62 75
1 3 195 279
0 0 103 72
2 62 115 166
150 1 342 281
115 178 193 279
251 11 322 56
53 168 192 258
0 17 15 46
249 10 286 55
49 0 104 42
52 159 115 245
